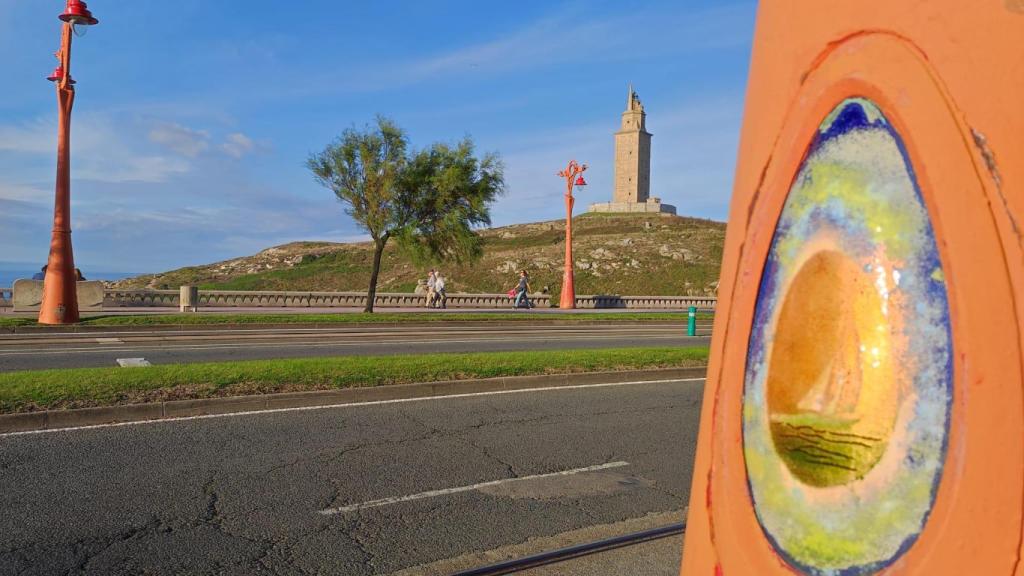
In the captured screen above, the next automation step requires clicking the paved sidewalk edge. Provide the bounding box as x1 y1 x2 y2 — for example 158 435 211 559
0 319 704 334
0 366 707 433
388 509 686 576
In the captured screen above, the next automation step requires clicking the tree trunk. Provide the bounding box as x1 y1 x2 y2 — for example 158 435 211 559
365 235 388 313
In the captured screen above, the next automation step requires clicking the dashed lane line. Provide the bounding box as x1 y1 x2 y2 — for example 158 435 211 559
318 461 631 515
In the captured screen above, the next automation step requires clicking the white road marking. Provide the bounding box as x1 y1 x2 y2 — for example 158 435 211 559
0 377 704 438
94 337 123 344
318 461 631 515
116 358 151 367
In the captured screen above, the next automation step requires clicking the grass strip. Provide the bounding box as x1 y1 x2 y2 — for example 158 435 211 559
2 311 714 327
0 346 708 414
0 317 33 327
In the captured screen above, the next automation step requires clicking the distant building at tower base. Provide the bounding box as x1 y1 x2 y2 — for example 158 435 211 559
588 85 677 216
588 198 676 214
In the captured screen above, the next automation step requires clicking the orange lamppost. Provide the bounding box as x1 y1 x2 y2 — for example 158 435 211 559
557 160 587 309
39 1 99 325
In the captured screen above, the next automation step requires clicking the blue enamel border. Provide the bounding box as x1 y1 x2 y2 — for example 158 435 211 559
740 98 954 576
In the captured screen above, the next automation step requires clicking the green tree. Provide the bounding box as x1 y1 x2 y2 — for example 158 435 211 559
307 117 504 312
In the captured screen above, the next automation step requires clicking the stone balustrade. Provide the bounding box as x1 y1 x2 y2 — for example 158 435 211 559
100 288 712 310
100 289 520 309
104 289 180 308
574 294 718 309
10 284 716 311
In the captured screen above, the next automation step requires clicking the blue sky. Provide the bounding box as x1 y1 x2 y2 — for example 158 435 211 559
0 0 756 273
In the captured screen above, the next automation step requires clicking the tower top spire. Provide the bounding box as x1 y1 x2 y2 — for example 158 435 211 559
625 84 644 113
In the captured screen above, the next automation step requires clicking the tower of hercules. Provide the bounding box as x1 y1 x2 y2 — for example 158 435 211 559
589 85 677 215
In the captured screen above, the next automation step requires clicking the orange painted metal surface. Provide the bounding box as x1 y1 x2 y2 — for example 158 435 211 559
39 22 80 325
558 160 587 310
682 2 1024 574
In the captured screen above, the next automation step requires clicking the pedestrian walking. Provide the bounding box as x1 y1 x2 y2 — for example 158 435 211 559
434 272 447 309
425 269 437 308
513 270 532 309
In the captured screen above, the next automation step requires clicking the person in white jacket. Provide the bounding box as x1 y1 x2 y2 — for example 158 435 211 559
434 272 447 309
425 270 437 308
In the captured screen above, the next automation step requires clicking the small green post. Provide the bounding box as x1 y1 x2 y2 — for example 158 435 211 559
687 306 697 337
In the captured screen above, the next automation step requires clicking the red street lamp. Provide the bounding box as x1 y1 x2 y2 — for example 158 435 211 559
39 1 99 325
46 66 75 84
59 0 99 26
557 160 587 309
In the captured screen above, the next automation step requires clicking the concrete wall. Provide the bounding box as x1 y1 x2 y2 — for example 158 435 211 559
11 279 105 312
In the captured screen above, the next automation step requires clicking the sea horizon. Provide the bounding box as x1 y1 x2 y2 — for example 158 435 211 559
0 269 140 288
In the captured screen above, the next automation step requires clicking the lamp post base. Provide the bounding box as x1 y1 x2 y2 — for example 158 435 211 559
560 269 575 309
38 230 80 325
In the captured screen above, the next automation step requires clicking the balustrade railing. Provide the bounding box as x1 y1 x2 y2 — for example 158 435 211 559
575 294 718 309
98 288 713 310
104 289 180 308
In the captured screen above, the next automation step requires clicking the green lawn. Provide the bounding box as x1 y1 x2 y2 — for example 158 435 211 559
0 318 33 327
0 346 709 414
1 311 713 328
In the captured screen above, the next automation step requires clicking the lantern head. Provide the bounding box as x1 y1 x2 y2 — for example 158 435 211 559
46 66 75 84
59 0 99 26
575 176 588 188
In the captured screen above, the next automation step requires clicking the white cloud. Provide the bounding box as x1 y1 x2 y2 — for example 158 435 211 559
221 132 255 159
78 155 191 184
339 3 752 93
0 183 48 204
0 119 55 154
0 115 194 184
148 122 210 157
74 206 219 232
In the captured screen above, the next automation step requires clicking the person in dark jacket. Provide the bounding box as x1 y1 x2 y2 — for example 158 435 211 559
513 270 532 309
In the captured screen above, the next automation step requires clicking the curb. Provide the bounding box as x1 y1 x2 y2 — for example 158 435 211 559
0 319 709 335
0 367 707 434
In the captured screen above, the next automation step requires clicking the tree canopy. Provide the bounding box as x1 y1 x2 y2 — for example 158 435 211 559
307 117 504 312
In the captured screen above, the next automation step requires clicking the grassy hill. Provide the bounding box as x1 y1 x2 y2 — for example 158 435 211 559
113 213 725 298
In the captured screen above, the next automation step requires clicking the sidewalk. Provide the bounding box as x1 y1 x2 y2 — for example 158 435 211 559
522 534 682 576
0 306 700 318
390 511 686 576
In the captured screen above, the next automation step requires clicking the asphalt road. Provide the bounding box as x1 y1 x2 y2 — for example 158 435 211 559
0 324 711 372
0 378 703 575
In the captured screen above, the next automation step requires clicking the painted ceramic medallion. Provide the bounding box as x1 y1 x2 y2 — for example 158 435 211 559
742 99 952 574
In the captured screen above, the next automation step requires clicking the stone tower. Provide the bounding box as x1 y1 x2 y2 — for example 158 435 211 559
613 85 652 203
588 85 676 215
